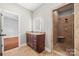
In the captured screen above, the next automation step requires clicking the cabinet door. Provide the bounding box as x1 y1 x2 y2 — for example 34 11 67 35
27 34 32 47
37 35 45 53
32 35 37 50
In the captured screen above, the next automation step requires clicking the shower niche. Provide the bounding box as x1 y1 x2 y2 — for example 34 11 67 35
53 4 74 55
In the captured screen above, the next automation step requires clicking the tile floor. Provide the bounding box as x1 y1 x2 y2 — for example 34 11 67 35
3 45 60 56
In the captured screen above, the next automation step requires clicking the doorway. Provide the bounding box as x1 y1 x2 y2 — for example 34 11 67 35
3 12 19 51
53 3 74 55
0 11 20 55
3 11 19 51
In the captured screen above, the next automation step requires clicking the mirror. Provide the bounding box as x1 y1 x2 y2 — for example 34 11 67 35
33 17 42 32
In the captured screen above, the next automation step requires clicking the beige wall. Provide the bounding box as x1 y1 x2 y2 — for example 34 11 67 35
74 3 79 56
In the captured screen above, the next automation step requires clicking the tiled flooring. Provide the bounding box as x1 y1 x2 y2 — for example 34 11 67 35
3 45 60 56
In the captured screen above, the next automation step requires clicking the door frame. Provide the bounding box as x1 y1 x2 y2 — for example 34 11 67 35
51 3 74 52
0 9 21 55
52 3 72 52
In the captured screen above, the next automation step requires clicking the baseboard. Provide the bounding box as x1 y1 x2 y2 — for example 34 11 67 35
19 43 27 48
45 47 51 52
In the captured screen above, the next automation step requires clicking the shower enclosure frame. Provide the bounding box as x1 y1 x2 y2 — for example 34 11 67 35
52 3 74 55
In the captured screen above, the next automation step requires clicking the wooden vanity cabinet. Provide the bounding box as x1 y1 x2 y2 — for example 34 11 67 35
26 32 45 53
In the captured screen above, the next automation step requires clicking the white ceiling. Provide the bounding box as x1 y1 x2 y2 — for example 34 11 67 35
18 3 43 11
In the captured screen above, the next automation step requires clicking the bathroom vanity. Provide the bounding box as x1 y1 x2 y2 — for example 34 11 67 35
26 32 45 53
